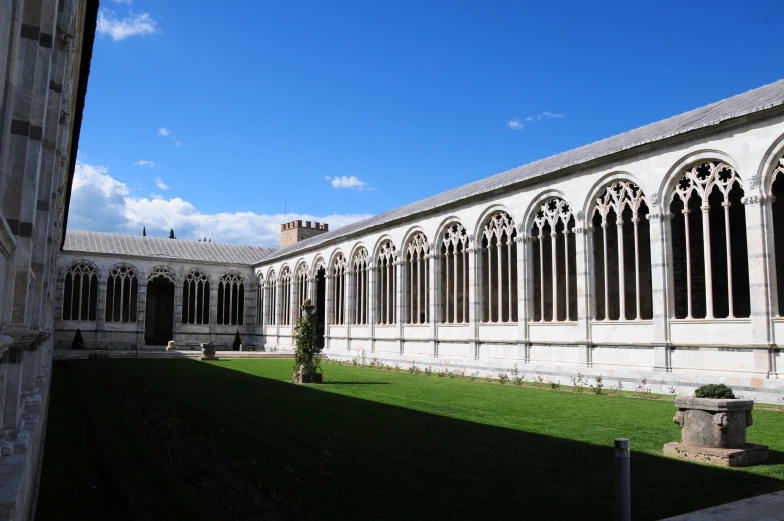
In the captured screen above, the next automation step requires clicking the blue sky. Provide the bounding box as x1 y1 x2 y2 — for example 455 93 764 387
71 0 784 246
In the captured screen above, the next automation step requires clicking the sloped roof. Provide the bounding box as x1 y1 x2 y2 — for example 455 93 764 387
261 78 784 264
63 230 275 265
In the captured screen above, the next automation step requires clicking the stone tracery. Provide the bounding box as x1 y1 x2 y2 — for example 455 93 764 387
439 223 469 324
531 197 576 322
217 272 245 326
182 270 210 325
63 262 99 321
669 162 749 319
376 240 397 325
591 180 652 321
481 211 517 323
105 265 139 323
405 232 430 324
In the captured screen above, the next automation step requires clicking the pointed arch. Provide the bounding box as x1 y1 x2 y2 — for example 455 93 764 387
404 231 430 324
351 247 370 325
295 261 310 319
217 271 245 326
438 220 469 324
330 251 348 325
528 194 577 322
182 270 211 324
478 209 517 323
279 265 293 326
763 137 784 316
256 272 264 326
263 269 277 326
62 261 99 321
589 177 653 321
105 263 139 323
375 238 397 325
667 159 750 319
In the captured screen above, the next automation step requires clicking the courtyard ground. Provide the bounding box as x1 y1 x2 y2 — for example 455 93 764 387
36 358 784 520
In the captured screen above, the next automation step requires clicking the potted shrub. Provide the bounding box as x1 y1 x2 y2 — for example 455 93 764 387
664 383 768 466
293 299 323 384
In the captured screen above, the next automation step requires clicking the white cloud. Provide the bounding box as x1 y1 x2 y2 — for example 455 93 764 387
329 175 368 191
154 177 169 190
157 127 182 146
69 160 371 246
538 111 565 120
133 160 158 168
507 119 524 131
97 10 157 41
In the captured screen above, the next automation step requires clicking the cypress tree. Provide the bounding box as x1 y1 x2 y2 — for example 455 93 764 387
142 226 146 236
169 229 175 239
72 328 85 349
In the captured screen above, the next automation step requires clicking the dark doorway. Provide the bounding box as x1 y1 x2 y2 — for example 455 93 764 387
316 267 326 349
145 275 175 345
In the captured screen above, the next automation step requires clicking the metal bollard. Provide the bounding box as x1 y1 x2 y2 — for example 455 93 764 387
135 343 140 360
614 438 631 521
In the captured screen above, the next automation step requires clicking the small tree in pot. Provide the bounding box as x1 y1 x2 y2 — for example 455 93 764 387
293 299 323 383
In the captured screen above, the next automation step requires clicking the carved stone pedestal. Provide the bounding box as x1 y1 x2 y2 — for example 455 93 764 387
663 441 769 467
665 396 768 467
200 343 218 361
293 372 323 384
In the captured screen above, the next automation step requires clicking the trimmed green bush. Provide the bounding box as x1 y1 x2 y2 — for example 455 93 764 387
694 383 735 399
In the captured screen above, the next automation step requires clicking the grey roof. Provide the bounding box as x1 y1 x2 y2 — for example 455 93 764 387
261 78 784 264
63 230 276 265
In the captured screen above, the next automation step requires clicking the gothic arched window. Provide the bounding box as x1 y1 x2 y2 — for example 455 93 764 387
62 263 98 321
480 212 517 323
296 264 309 319
376 241 397 325
352 248 370 325
405 232 430 324
182 271 210 324
531 198 577 322
105 265 139 322
669 162 749 319
331 254 347 325
591 180 653 321
256 274 264 325
440 223 469 324
217 273 245 326
265 271 277 326
279 267 292 326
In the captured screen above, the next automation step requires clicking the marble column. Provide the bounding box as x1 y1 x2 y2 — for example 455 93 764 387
742 194 774 376
574 216 592 366
428 250 438 357
647 205 671 371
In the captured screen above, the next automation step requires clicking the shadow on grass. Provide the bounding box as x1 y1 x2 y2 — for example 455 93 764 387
37 359 784 521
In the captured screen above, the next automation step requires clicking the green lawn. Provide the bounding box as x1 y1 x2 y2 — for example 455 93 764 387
37 358 784 521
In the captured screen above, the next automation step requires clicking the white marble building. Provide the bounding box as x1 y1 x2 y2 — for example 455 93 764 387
56 79 784 404
0 0 97 519
252 79 784 403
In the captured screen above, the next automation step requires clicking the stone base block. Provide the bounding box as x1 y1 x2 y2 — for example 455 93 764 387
294 372 323 384
664 442 769 467
200 356 219 361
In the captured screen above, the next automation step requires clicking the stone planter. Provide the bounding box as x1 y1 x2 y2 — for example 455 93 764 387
200 342 218 361
294 363 322 384
664 396 768 467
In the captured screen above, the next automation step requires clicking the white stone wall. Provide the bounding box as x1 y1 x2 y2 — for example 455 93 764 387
53 252 258 349
0 1 94 519
255 112 784 403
